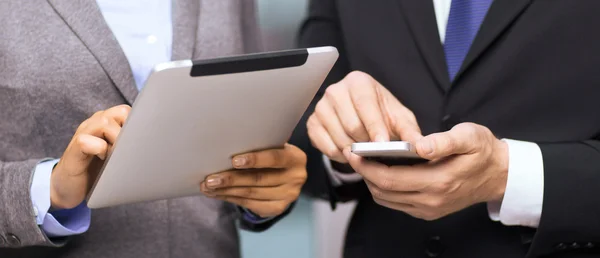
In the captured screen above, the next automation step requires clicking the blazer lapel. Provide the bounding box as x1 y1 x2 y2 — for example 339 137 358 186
171 0 200 61
47 0 138 104
453 0 533 83
397 0 450 92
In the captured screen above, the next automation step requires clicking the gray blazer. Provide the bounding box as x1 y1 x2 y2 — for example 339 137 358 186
0 0 263 257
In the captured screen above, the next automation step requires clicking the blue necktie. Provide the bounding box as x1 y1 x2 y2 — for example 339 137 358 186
444 0 493 81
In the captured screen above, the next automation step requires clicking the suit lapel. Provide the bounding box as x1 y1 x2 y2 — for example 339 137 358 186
47 0 138 104
397 0 450 92
171 0 200 61
453 0 533 83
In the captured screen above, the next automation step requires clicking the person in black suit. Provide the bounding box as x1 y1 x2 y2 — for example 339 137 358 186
289 0 600 257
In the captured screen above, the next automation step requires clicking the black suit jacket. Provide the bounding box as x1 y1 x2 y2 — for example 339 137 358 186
290 0 600 257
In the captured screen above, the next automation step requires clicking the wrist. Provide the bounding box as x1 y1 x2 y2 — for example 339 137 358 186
49 166 75 210
490 139 509 203
49 171 65 210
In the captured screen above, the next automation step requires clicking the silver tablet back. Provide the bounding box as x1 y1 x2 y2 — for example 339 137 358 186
87 47 338 208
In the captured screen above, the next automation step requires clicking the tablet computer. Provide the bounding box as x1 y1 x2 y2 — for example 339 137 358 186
87 47 338 208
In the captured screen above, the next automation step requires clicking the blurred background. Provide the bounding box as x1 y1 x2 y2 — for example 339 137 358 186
237 1 357 258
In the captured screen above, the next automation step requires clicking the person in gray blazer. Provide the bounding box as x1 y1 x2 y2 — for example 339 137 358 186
0 1 308 258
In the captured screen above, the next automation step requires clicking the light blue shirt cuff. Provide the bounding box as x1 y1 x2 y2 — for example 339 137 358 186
31 159 91 238
42 202 91 238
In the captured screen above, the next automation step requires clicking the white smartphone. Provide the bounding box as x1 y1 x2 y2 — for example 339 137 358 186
351 141 428 166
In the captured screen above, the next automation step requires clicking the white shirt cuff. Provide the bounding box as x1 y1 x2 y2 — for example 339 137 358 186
322 155 363 187
487 139 544 228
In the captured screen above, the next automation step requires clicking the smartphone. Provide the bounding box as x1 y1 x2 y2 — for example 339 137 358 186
351 141 428 166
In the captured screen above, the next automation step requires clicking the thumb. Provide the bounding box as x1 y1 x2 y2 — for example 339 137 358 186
415 123 479 160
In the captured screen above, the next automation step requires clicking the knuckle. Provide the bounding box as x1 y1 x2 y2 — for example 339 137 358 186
433 179 453 193
315 101 327 116
324 84 341 100
75 134 87 147
243 187 255 197
220 173 234 186
245 153 256 167
292 168 307 184
276 202 288 213
346 71 372 85
253 172 263 184
296 149 307 166
324 147 340 159
288 187 302 199
425 197 445 209
368 185 385 199
440 135 456 152
297 170 308 183
455 122 478 137
271 150 284 166
117 104 131 114
346 120 366 140
98 116 110 126
306 114 319 130
376 177 395 191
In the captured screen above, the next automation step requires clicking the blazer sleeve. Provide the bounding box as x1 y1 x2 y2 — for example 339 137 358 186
0 159 61 248
289 0 365 209
528 140 600 257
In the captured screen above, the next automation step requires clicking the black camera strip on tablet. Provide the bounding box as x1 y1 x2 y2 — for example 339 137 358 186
190 49 309 77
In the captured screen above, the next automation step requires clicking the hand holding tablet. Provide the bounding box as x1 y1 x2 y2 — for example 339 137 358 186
50 47 338 210
199 144 307 218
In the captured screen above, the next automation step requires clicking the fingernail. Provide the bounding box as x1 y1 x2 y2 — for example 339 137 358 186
419 140 434 155
233 156 247 168
206 177 223 188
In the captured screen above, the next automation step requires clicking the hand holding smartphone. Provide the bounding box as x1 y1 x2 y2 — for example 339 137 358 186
351 141 428 166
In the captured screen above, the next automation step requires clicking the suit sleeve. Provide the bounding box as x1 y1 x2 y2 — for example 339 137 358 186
528 140 600 257
0 159 62 247
290 0 367 210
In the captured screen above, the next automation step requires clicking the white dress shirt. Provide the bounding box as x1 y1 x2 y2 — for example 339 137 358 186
326 0 544 228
